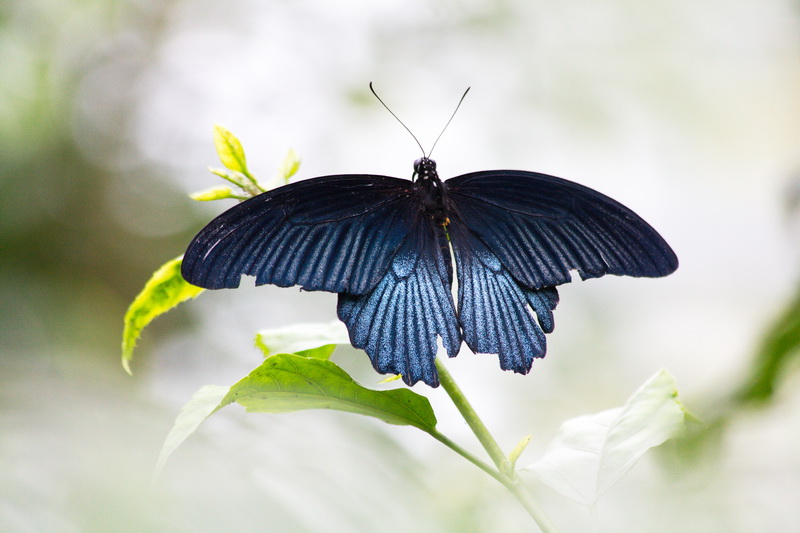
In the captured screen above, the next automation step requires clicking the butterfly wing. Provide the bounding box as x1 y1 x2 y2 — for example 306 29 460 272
182 174 462 386
444 170 678 289
447 218 559 374
182 175 418 295
337 207 461 387
444 170 677 374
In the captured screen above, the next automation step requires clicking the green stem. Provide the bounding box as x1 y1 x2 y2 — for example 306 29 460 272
504 477 560 533
435 358 510 473
427 430 505 485
434 357 560 533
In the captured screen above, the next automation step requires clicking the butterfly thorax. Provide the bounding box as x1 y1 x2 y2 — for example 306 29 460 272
412 157 448 225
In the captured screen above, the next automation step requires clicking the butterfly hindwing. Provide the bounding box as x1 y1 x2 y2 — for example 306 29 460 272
337 210 461 387
444 170 678 290
448 217 559 374
182 175 416 294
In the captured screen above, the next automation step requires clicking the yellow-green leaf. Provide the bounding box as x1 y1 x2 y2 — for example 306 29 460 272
121 256 204 373
190 185 244 201
212 124 248 175
508 434 532 469
277 148 301 183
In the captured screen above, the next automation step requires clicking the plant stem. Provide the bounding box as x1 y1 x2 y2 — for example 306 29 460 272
435 358 510 472
434 357 560 533
504 477 560 533
428 430 505 485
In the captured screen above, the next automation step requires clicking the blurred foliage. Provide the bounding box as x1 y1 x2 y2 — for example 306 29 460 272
734 282 800 407
0 0 203 361
662 242 800 470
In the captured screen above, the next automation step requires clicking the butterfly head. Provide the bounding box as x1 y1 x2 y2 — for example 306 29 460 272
413 157 438 184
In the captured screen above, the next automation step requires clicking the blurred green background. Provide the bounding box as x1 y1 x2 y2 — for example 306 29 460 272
2 0 800 531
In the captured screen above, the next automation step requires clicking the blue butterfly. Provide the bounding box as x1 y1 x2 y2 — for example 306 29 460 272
181 154 678 387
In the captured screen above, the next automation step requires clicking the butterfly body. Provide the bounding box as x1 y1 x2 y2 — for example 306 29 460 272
183 158 677 387
401 157 447 232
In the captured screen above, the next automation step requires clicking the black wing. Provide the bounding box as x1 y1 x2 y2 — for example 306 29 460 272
444 170 678 289
444 170 676 375
182 175 417 295
447 218 559 374
337 208 461 387
183 174 462 386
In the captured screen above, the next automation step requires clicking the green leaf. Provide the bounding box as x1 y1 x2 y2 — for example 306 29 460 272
212 124 248 175
735 284 800 407
295 344 336 360
253 321 351 359
526 369 689 505
155 385 230 477
189 185 245 202
121 256 204 373
277 148 301 183
220 353 437 432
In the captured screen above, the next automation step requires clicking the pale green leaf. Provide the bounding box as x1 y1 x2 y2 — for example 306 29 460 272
121 256 204 373
212 124 248 174
526 369 688 505
277 148 301 182
254 321 350 358
508 434 532 469
189 185 244 202
208 166 248 187
155 385 230 477
208 167 263 198
220 353 437 432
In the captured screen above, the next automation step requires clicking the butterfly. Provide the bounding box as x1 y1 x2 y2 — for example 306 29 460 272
181 152 678 387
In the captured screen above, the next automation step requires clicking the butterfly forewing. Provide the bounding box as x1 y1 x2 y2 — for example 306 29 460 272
182 175 416 294
443 170 678 290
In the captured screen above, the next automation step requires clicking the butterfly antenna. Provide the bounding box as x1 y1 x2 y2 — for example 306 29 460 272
369 82 426 157
428 86 470 158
